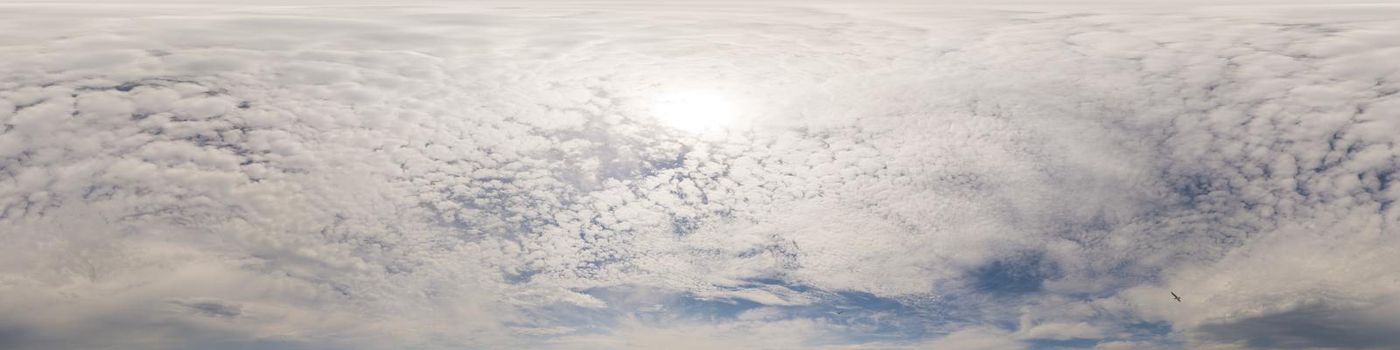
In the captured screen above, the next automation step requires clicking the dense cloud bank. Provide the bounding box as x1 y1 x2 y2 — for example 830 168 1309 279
2 2 1400 349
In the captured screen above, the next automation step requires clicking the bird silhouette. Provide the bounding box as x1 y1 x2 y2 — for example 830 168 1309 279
1171 292 1182 302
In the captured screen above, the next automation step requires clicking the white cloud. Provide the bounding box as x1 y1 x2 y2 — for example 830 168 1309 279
3 1 1400 349
1018 321 1103 341
542 317 844 350
917 327 1029 350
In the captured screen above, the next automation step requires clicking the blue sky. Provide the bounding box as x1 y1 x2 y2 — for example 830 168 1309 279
3 1 1400 349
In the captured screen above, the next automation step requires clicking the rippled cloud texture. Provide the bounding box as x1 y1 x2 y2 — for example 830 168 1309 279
3 1 1400 349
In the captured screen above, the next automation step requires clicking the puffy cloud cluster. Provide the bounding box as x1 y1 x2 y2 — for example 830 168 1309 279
3 1 1400 349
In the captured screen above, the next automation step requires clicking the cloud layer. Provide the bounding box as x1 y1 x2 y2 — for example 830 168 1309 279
3 1 1400 349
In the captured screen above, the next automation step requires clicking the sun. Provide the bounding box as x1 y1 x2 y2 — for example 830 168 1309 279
650 90 737 134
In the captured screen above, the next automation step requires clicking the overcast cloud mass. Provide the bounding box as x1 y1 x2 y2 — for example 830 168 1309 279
3 1 1400 349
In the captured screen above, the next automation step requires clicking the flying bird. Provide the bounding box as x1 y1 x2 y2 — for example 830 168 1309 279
1171 292 1182 302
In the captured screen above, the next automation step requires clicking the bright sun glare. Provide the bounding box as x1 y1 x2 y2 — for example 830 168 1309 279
651 90 736 134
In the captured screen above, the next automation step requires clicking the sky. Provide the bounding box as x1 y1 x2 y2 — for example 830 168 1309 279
2 1 1400 349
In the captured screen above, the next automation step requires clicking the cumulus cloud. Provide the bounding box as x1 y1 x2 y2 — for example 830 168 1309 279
3 0 1400 349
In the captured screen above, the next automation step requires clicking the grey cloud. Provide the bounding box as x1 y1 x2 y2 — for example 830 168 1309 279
173 299 243 318
1196 301 1400 349
0 324 37 350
